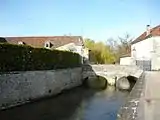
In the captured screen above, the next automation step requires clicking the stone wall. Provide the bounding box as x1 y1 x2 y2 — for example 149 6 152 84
83 65 143 78
0 67 82 110
117 72 145 120
82 65 143 86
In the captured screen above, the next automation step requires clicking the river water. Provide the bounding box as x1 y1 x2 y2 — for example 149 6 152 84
0 85 128 120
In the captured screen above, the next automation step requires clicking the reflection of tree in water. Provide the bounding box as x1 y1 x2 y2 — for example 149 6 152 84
69 87 129 120
69 100 87 120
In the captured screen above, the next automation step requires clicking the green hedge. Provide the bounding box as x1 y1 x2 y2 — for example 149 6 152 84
0 43 82 72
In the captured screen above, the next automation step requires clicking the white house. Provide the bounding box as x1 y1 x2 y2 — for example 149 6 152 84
120 25 160 71
56 42 89 64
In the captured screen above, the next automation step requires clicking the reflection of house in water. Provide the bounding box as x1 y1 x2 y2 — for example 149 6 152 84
120 24 160 71
1 36 89 64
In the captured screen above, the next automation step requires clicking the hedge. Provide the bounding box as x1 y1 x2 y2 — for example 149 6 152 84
0 43 82 72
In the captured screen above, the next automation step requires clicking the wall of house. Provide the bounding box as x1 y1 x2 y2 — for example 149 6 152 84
56 43 76 51
83 48 89 59
0 68 82 110
120 57 135 65
75 46 83 55
56 43 82 54
151 36 160 70
56 43 89 64
56 43 84 64
131 37 153 60
75 46 84 64
131 36 160 70
83 48 89 64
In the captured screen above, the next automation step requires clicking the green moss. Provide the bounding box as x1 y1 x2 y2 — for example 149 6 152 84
0 43 81 72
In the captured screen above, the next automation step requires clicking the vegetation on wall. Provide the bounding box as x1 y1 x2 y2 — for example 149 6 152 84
0 43 81 72
85 33 132 64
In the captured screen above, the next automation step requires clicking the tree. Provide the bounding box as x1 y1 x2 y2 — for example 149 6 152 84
118 33 132 55
84 33 133 64
106 33 133 63
84 39 116 64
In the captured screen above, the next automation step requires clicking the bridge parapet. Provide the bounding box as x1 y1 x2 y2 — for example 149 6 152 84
83 64 143 77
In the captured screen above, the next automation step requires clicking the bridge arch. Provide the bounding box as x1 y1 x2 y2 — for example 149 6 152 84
82 75 108 89
116 75 137 90
127 75 137 89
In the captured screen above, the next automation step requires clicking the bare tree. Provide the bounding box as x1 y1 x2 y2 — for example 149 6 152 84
118 33 133 54
106 33 133 63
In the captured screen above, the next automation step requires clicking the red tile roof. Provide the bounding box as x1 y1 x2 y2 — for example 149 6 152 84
5 36 83 48
131 25 160 44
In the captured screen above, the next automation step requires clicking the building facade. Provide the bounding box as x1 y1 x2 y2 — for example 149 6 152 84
120 25 160 71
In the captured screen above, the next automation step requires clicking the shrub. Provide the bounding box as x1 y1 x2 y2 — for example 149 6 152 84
0 43 81 72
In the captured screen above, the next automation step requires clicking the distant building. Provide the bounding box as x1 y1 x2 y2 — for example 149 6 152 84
1 36 89 64
120 24 160 71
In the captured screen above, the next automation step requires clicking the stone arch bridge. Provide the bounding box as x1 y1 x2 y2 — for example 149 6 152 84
82 64 143 90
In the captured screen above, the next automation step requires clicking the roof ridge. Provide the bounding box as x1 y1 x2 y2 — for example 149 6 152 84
131 24 160 44
5 36 83 48
5 36 82 38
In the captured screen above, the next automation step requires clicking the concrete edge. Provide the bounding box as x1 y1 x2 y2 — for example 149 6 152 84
117 72 145 120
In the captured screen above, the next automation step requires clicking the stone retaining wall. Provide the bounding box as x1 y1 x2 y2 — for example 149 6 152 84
0 67 82 110
117 72 145 120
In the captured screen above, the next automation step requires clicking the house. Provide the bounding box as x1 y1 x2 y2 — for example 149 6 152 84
119 53 133 65
1 36 89 64
120 24 160 71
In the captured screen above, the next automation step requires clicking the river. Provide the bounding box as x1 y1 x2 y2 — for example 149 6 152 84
0 85 128 120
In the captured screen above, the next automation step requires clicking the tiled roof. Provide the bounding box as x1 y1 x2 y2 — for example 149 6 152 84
5 36 83 48
131 25 160 44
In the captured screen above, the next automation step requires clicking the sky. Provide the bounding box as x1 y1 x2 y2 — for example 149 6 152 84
0 0 160 41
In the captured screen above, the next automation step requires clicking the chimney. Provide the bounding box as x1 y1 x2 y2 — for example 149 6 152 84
146 25 151 36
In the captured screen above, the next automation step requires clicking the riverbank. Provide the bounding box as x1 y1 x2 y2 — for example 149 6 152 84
0 68 82 110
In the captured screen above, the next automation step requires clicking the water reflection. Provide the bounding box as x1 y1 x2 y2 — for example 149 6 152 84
0 85 128 120
70 86 128 120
